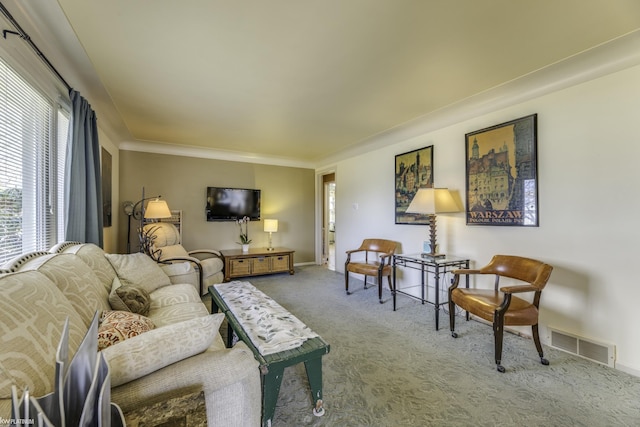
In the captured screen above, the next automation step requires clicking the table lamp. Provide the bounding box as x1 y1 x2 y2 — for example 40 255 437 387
405 188 459 259
264 219 278 251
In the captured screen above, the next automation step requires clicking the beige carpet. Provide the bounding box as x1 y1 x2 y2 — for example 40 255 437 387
205 265 640 426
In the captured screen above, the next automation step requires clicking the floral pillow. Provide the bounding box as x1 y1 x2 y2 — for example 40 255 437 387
98 310 155 351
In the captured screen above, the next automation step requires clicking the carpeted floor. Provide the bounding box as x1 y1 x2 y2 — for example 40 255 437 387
206 265 640 426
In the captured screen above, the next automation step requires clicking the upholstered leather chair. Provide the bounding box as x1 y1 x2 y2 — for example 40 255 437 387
448 255 553 372
142 222 224 295
345 239 397 303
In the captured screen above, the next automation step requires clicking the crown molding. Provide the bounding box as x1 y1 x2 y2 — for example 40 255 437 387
119 139 316 169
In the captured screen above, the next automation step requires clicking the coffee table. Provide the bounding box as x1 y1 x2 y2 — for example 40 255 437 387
209 282 330 427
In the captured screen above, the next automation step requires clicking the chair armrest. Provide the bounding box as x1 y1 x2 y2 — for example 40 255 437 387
159 255 203 266
500 284 537 294
452 269 481 275
345 249 365 255
188 249 222 258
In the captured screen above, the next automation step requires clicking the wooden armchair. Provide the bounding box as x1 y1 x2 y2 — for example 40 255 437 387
345 239 397 304
448 255 553 372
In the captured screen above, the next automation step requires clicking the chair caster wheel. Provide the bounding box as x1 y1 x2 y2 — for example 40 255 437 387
379 300 384 304
451 332 458 338
313 400 325 417
346 291 351 295
497 364 505 373
541 358 549 366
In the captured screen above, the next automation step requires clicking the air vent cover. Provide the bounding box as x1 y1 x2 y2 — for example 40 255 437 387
549 327 615 367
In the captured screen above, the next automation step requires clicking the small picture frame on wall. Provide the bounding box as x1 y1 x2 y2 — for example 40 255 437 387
395 145 434 224
465 114 539 226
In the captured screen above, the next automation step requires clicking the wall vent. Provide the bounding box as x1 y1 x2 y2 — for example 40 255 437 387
549 327 615 367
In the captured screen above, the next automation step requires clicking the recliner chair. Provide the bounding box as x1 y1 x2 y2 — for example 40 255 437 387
142 222 224 295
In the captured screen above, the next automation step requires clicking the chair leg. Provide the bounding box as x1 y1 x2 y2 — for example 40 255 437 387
363 275 368 289
493 313 505 373
449 299 458 338
532 324 549 366
345 271 351 295
377 272 383 304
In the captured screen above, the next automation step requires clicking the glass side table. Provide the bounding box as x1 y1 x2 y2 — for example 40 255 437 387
392 254 470 330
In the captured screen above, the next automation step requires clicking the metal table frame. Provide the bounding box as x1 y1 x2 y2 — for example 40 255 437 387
392 254 469 330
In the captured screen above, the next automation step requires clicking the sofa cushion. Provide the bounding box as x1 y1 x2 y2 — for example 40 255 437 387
101 313 224 387
18 253 111 327
109 276 151 316
105 253 171 294
0 271 87 399
98 311 155 351
59 243 117 293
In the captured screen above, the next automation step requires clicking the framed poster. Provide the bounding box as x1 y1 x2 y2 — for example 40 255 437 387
395 145 434 224
465 114 538 226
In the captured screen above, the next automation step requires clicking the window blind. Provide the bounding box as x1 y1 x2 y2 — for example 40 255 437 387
0 57 66 264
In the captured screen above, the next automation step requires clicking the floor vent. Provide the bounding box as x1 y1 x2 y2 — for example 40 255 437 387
549 327 615 367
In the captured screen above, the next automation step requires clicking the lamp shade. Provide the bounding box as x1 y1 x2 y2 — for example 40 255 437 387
144 199 172 219
264 219 278 233
406 188 459 214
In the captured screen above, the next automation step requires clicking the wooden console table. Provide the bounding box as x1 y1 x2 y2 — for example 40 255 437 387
220 247 294 282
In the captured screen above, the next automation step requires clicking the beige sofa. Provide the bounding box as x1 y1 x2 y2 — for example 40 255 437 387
0 242 261 426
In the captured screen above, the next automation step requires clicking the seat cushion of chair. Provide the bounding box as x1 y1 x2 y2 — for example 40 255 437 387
201 257 224 278
157 244 190 261
346 261 391 276
451 288 539 326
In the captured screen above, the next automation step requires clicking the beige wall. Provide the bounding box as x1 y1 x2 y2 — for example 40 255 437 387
331 63 640 375
118 151 315 262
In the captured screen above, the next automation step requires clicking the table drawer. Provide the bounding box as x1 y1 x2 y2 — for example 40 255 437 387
252 257 270 274
230 259 251 276
271 255 289 272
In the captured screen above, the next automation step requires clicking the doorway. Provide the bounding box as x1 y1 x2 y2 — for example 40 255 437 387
323 174 336 270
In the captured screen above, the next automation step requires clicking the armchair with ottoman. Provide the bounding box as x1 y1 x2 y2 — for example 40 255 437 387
0 242 261 426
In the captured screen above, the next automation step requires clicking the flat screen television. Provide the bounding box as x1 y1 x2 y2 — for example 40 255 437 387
206 187 261 221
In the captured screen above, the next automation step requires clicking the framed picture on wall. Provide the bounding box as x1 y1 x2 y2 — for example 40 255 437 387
395 145 434 224
465 114 539 226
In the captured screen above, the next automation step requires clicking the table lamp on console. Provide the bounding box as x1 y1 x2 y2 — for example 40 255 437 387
405 188 459 259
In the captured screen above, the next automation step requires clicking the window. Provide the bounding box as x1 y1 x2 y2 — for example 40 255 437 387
0 57 68 264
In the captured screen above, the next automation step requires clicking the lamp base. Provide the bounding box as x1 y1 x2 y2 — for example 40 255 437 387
266 247 275 251
421 252 445 259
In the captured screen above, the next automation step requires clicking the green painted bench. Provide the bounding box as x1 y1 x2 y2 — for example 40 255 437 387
209 284 330 427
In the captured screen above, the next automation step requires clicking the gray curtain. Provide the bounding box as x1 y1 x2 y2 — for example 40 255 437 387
64 90 104 247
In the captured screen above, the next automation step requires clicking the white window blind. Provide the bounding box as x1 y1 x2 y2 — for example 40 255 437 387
0 57 67 264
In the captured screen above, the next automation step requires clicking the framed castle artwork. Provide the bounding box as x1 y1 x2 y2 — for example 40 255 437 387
395 145 434 225
465 114 538 226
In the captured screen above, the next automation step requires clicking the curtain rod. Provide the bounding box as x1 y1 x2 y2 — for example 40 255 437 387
0 1 72 92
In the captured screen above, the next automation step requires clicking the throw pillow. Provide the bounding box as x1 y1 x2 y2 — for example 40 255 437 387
105 252 171 294
98 310 155 351
101 313 224 387
108 276 151 316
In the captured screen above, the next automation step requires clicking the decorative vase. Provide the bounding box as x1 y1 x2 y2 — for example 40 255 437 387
242 243 250 253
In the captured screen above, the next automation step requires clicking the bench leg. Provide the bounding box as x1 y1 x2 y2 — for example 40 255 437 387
262 366 285 427
304 356 325 416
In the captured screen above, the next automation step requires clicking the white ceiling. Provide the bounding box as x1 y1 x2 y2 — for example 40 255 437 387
5 1 640 166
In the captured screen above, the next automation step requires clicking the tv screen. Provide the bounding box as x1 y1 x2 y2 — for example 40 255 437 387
206 187 261 221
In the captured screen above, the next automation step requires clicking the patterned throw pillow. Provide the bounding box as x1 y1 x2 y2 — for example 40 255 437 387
108 276 151 316
98 310 155 351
